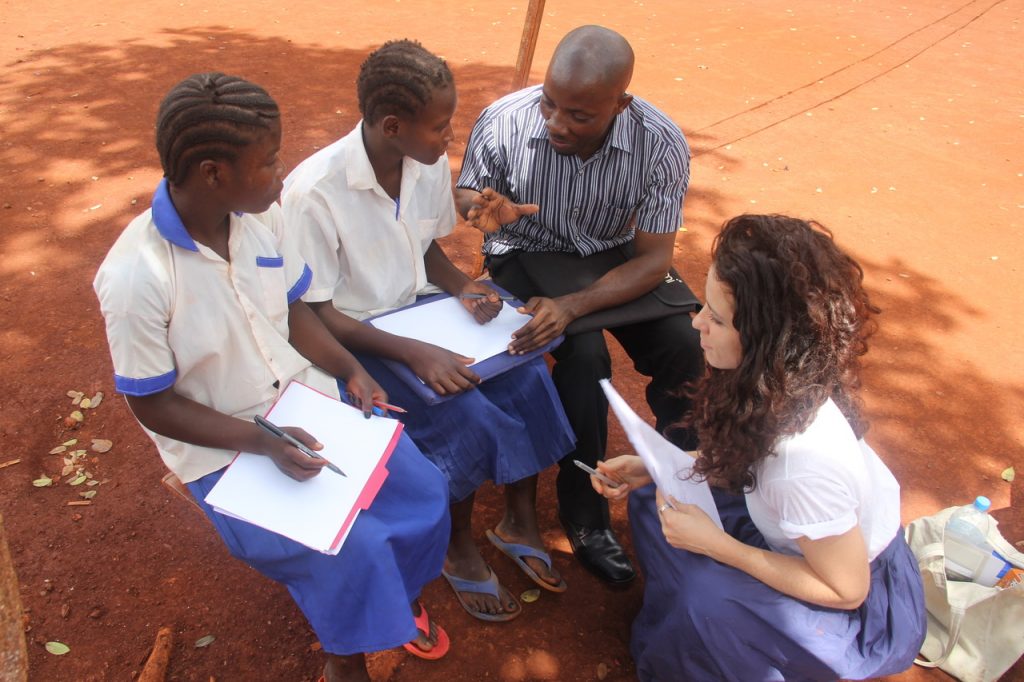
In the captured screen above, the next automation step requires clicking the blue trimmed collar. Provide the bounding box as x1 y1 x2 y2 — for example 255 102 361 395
151 179 245 251
152 178 199 252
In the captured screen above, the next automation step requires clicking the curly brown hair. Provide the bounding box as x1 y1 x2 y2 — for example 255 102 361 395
687 214 879 493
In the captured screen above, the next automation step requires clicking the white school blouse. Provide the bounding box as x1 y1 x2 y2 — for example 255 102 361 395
744 398 902 562
281 122 458 319
93 180 338 482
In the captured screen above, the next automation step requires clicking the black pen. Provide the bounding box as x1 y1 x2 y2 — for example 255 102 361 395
460 293 516 301
253 415 346 477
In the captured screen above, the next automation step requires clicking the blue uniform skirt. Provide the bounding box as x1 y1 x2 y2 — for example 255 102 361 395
628 484 926 681
187 432 450 656
351 354 575 502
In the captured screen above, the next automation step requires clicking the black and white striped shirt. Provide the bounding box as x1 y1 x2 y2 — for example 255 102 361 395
457 85 690 257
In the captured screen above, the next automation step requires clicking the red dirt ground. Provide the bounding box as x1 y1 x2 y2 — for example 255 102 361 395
1 1 1021 680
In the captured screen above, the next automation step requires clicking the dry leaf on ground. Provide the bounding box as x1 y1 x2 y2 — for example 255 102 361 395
520 589 541 603
45 641 70 655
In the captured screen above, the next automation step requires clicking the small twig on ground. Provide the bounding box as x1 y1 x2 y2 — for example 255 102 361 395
138 626 174 682
0 459 21 470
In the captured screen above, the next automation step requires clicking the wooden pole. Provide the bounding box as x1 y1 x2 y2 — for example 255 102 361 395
470 0 547 279
0 514 28 682
511 0 546 91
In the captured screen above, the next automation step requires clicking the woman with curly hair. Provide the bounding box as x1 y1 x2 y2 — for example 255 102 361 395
592 214 926 680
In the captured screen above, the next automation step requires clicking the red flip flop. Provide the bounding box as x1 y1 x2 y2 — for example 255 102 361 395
403 601 450 660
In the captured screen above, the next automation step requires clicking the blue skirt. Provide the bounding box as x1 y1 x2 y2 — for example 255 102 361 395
351 354 575 502
187 432 450 655
628 484 926 681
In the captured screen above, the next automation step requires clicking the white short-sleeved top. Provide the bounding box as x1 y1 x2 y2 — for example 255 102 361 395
93 179 339 482
744 398 902 561
281 122 458 319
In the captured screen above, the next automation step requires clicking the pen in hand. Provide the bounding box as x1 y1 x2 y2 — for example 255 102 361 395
254 415 346 477
460 293 516 301
344 392 407 416
373 400 406 414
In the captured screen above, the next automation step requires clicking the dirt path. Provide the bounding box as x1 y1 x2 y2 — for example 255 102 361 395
1 1 1020 679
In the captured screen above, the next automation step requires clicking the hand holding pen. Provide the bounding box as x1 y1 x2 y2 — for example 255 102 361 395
460 293 516 301
343 392 407 418
254 415 347 479
458 284 505 324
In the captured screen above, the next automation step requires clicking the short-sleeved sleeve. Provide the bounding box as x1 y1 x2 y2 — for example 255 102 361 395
93 250 177 396
634 138 689 234
280 189 340 303
759 472 859 541
456 109 512 197
434 154 458 238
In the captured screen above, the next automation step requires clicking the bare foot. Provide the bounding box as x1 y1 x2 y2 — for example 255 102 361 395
492 521 563 588
443 552 520 617
323 653 371 682
408 600 439 653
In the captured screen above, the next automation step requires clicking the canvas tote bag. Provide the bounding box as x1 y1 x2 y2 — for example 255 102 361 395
905 506 1024 681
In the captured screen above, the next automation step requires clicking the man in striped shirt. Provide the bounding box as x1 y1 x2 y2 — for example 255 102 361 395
456 25 704 585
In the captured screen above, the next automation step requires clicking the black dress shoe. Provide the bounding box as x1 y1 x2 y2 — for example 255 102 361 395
559 518 636 584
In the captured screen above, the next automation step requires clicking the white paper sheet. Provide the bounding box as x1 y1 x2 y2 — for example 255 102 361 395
204 382 402 554
369 296 528 364
600 379 722 528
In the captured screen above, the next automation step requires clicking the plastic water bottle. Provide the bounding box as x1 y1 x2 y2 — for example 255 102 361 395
944 495 1012 586
946 496 993 547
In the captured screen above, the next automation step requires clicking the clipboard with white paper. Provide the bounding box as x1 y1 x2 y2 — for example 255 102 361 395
369 294 525 363
204 381 404 554
599 379 722 529
363 290 563 405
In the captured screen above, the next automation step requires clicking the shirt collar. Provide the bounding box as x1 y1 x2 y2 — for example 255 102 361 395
344 121 422 194
151 178 199 252
344 123 379 191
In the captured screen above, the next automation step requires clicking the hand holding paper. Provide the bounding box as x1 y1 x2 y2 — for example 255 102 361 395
654 488 728 555
599 379 722 529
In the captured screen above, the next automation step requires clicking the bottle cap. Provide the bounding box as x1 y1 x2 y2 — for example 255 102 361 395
973 496 991 512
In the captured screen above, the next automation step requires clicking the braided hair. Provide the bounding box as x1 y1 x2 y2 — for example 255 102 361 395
156 73 280 185
357 39 454 125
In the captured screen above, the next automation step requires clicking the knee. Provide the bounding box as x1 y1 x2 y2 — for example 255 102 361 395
552 332 610 373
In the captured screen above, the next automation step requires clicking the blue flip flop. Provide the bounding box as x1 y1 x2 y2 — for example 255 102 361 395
485 529 568 593
441 566 521 622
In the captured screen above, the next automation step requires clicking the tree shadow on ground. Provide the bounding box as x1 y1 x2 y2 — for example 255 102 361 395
856 254 1023 533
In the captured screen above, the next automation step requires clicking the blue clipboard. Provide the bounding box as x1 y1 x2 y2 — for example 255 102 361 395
363 285 563 405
